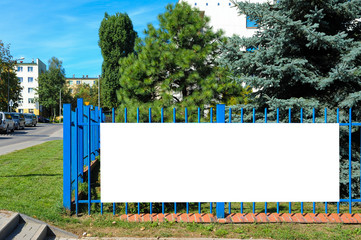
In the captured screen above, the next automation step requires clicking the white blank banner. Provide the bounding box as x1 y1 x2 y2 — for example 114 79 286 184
101 123 339 203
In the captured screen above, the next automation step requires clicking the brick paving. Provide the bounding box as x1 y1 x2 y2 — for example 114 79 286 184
119 213 361 224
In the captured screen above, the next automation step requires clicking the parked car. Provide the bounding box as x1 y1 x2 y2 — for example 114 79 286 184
0 112 15 133
24 113 37 127
38 115 50 123
10 112 26 130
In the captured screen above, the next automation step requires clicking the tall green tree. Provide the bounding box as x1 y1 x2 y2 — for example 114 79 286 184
37 57 66 118
98 12 137 110
0 41 22 111
117 2 245 122
219 0 361 198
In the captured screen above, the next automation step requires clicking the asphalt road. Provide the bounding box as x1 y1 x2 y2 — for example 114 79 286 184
0 123 63 156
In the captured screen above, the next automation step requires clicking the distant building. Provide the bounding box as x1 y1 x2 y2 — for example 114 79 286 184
179 0 269 37
66 75 99 94
15 59 46 115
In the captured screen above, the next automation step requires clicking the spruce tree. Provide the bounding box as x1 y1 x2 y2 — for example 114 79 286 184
219 0 361 199
117 2 245 122
98 12 137 110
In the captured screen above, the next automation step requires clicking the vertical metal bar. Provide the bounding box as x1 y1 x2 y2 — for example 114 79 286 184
173 108 176 123
112 108 115 123
149 107 152 214
289 108 292 214
161 108 164 123
137 108 139 123
240 202 243 214
349 108 352 214
210 107 213 123
216 104 225 219
210 202 212 214
187 203 189 214
300 108 303 214
88 107 91 215
112 107 116 215
125 108 127 123
229 107 232 123
77 98 84 183
265 108 267 214
241 108 243 123
325 108 328 213
229 203 231 214
198 108 200 123
173 107 176 214
138 203 140 215
63 104 71 210
75 108 79 216
198 202 201 214
313 108 316 214
252 108 255 214
185 107 188 123
337 108 340 214
162 107 164 214
125 203 128 215
277 108 279 214
101 203 103 215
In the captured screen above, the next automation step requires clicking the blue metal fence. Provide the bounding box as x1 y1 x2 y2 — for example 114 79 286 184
63 100 361 217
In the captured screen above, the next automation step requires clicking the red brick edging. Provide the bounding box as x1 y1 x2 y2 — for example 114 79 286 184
119 213 361 224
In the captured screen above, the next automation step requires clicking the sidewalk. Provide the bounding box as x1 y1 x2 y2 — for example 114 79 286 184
119 213 361 224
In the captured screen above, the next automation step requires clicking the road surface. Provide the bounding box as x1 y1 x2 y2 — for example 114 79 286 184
0 123 63 156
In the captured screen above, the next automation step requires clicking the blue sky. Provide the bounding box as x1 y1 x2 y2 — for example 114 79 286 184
0 0 178 78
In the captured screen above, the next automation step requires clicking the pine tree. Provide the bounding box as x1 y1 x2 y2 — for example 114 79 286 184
98 12 137 110
219 0 361 199
117 2 245 122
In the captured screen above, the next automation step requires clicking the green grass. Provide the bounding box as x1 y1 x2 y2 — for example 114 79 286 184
1 141 361 239
0 140 64 222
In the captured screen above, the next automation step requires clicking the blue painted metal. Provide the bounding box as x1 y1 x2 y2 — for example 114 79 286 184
149 108 151 123
265 108 267 214
198 108 200 123
161 108 164 123
88 107 91 215
185 108 188 123
289 108 292 214
229 108 232 123
240 202 243 214
216 104 225 219
210 107 213 123
137 108 139 123
210 202 212 214
198 202 201 213
63 104 71 210
125 108 127 123
241 108 243 123
75 108 79 216
112 108 115 123
337 108 340 214
77 99 84 183
325 108 328 214
349 108 352 214
300 108 303 214
173 108 176 123
174 203 177 214
277 108 279 214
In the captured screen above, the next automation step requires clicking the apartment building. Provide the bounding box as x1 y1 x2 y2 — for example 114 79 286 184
66 75 99 94
180 0 269 37
15 58 46 115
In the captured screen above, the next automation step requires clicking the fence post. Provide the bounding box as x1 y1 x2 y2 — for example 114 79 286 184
63 104 71 210
77 98 84 182
216 104 225 218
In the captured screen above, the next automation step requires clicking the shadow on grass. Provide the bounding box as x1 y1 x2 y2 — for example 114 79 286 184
0 173 61 177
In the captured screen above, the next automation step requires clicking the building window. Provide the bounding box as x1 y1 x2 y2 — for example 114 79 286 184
28 77 33 83
18 109 23 113
68 80 73 85
246 16 258 28
18 77 23 83
76 80 81 84
17 66 23 72
28 67 33 72
28 88 34 93
28 109 34 113
28 98 34 104
18 99 23 104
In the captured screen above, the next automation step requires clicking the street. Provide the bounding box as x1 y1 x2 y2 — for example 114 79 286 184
0 123 63 156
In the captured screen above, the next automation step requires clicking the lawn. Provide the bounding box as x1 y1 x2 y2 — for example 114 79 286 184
0 140 361 239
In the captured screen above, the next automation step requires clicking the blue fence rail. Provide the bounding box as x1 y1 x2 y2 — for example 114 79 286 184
63 100 361 217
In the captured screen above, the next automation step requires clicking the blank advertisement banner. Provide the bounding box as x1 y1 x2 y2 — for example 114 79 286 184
101 123 339 203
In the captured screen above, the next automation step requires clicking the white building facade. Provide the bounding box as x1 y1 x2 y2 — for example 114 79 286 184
15 59 46 115
180 0 269 37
